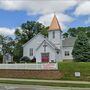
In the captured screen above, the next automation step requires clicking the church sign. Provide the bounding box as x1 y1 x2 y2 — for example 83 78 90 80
75 72 80 77
42 63 58 70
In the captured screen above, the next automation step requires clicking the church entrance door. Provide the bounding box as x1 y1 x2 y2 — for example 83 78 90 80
41 53 49 62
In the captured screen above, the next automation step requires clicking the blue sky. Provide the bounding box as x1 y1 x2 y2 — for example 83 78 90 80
0 0 90 36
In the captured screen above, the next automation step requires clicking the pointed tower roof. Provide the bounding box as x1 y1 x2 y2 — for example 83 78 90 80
49 15 61 31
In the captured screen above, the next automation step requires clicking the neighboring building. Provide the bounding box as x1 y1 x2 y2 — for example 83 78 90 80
3 53 13 63
23 15 76 62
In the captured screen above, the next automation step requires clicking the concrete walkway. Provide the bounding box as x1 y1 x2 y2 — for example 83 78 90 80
0 78 90 84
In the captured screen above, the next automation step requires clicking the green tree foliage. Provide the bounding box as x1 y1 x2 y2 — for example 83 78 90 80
72 31 90 62
0 35 15 63
63 26 90 38
0 35 14 55
13 43 23 62
63 32 68 38
15 21 48 44
68 28 78 37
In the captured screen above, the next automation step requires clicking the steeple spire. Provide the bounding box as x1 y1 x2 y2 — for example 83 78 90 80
49 14 61 31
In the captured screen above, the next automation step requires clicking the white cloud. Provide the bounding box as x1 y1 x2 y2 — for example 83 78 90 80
0 27 15 36
74 1 90 16
38 13 74 30
0 0 78 15
0 0 78 32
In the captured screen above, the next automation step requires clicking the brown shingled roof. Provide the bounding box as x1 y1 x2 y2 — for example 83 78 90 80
49 15 61 31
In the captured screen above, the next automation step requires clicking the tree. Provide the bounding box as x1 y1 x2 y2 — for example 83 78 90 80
67 28 78 37
15 21 48 44
2 36 14 55
13 43 23 62
72 31 90 62
63 26 90 38
0 35 15 63
63 32 68 38
87 32 90 38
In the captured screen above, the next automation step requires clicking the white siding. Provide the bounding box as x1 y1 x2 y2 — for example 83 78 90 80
23 33 74 62
36 42 56 62
48 30 62 49
62 46 73 60
23 34 45 59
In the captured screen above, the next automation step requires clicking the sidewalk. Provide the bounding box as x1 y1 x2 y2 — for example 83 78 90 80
0 78 90 84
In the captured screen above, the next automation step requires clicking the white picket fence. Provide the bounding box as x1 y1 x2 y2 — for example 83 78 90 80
0 63 58 70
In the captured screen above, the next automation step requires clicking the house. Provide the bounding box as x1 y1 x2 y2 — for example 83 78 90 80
23 15 76 62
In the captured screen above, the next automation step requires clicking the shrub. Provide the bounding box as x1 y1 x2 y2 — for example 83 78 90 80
0 54 3 63
31 57 36 63
20 56 30 63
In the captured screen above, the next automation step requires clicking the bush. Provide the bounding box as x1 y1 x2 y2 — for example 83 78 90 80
20 56 30 63
0 54 3 63
31 57 36 63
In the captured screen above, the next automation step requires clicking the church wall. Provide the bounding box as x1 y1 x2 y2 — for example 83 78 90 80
36 42 56 62
62 46 73 60
23 34 45 60
55 51 63 62
48 30 62 49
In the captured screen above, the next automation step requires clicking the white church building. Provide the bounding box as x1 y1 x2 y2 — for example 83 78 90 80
23 15 76 62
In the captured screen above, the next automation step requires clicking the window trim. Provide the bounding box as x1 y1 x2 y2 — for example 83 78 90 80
65 51 70 56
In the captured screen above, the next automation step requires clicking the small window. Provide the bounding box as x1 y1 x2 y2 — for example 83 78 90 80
52 31 55 38
30 48 33 56
65 51 70 56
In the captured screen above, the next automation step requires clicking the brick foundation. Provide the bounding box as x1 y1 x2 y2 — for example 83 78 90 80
0 69 63 79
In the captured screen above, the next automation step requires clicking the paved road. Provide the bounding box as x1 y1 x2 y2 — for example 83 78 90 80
0 84 90 90
0 78 90 84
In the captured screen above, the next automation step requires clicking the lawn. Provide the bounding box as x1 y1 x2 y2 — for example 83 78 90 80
58 62 90 81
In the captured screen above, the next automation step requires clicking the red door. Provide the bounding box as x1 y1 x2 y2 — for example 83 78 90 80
41 53 49 62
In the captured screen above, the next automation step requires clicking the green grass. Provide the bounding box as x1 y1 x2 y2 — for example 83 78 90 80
0 80 90 88
58 62 90 81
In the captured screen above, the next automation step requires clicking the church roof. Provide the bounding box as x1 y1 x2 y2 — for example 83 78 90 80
62 37 76 47
62 37 90 47
36 39 59 51
48 15 61 31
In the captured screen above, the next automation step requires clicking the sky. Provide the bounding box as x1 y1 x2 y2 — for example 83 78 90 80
0 0 90 37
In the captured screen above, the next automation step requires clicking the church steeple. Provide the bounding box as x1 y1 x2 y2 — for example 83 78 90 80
49 14 61 31
48 14 62 49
